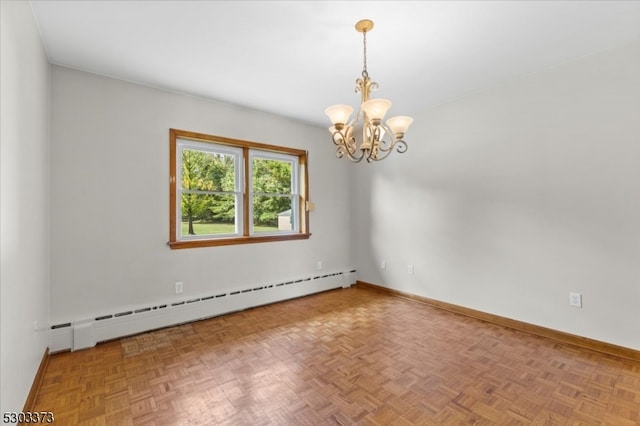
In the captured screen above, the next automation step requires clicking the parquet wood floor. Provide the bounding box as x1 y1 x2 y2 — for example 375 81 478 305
33 286 640 425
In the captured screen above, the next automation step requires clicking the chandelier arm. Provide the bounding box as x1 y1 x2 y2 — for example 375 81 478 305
375 122 397 153
370 123 396 152
339 145 366 163
372 140 407 161
332 129 366 163
330 130 343 147
368 149 393 162
362 123 380 162
375 137 393 153
394 139 408 154
349 150 367 163
375 123 409 154
374 138 408 157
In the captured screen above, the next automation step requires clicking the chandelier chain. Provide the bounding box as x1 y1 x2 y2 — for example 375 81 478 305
362 30 368 79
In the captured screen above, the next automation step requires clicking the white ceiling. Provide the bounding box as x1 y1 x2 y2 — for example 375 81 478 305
30 1 640 127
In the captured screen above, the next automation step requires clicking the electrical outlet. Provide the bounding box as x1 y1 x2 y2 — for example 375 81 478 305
381 260 386 269
175 281 183 294
317 261 323 270
569 292 582 308
408 265 414 275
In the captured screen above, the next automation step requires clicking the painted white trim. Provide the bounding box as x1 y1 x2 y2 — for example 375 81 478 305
50 269 357 352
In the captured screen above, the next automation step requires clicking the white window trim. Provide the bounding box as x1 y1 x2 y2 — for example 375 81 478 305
248 150 300 236
176 139 244 241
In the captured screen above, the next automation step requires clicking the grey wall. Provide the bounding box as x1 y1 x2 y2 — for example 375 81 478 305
49 66 353 324
1 1 51 412
353 40 640 350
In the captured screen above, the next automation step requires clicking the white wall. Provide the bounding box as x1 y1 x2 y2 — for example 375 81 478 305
354 40 640 350
1 1 51 412
49 66 353 324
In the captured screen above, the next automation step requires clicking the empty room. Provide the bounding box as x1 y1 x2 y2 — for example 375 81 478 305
1 1 639 424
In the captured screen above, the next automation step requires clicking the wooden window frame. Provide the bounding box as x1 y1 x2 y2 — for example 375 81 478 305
169 128 310 249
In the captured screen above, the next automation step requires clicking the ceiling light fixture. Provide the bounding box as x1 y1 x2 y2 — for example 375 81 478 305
325 19 413 163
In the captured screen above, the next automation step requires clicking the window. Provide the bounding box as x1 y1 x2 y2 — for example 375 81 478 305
169 129 310 249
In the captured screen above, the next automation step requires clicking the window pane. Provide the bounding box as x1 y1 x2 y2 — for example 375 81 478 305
182 149 236 192
252 195 293 233
251 158 292 194
181 193 237 236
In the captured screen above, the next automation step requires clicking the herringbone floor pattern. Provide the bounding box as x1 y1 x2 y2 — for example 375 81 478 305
34 286 640 425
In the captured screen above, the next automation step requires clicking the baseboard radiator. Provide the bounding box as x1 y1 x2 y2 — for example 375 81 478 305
50 269 357 352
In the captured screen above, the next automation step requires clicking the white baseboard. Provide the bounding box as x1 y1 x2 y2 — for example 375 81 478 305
49 269 357 352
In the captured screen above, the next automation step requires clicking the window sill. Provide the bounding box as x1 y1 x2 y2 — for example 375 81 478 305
168 233 311 249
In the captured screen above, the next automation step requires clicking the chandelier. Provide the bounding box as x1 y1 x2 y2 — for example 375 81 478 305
325 19 413 163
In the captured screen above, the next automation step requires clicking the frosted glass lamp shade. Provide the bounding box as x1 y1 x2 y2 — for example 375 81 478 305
361 99 392 121
325 104 354 125
386 116 414 136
